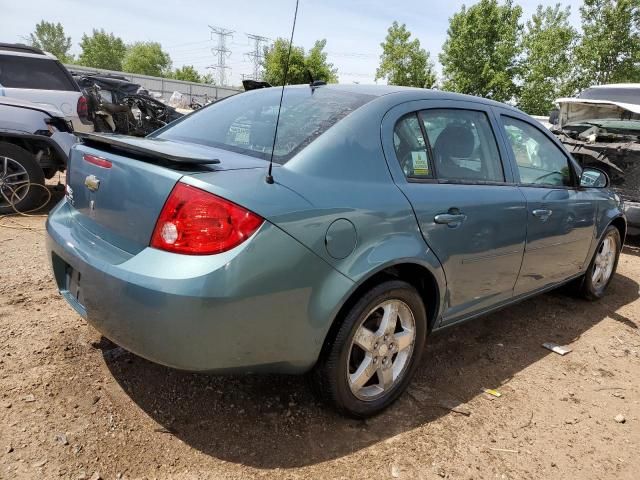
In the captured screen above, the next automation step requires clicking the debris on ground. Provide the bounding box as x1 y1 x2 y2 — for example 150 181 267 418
542 342 572 356
615 414 626 424
483 388 502 398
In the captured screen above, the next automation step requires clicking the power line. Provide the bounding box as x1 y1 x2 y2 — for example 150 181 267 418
164 39 211 48
208 25 234 86
244 33 270 81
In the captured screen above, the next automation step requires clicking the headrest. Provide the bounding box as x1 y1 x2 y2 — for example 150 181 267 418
433 124 475 159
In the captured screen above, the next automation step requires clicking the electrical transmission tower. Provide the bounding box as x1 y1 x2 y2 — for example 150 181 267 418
244 34 270 81
208 25 234 86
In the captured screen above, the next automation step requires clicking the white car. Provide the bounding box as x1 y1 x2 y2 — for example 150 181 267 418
0 43 93 133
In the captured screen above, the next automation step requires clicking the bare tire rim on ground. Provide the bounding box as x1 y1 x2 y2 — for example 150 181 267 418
0 155 30 207
592 235 616 289
347 299 416 401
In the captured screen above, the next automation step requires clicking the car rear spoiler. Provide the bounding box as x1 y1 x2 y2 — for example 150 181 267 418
76 132 221 166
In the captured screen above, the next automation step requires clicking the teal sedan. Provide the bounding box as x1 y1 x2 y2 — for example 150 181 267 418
46 85 625 417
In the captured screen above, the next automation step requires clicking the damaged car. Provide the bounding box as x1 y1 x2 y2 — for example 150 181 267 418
72 72 183 137
0 96 75 213
551 83 640 234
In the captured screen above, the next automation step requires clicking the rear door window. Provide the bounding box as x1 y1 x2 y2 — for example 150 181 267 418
0 55 78 91
421 109 505 183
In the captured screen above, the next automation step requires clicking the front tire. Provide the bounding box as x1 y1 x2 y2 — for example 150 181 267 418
313 280 427 418
578 225 621 300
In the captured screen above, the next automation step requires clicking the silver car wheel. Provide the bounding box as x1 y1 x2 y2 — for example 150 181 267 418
592 235 616 289
347 299 416 401
0 155 30 207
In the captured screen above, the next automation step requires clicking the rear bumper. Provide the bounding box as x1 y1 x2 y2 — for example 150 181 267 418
46 201 352 373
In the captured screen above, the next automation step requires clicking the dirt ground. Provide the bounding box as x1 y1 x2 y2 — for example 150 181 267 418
1 185 639 480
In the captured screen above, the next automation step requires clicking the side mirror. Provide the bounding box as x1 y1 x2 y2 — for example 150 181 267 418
580 168 609 188
548 108 559 125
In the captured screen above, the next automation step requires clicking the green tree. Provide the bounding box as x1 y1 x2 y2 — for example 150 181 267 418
440 0 522 102
172 65 202 83
201 72 216 85
78 29 126 71
518 4 577 115
375 22 437 88
122 42 172 77
262 38 337 85
573 0 640 89
28 21 73 63
305 40 339 83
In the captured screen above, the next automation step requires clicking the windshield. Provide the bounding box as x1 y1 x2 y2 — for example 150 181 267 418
578 86 640 105
154 86 374 164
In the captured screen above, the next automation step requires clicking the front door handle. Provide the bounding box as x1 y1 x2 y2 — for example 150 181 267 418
532 209 553 220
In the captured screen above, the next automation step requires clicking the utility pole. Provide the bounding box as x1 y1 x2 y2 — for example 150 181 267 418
244 34 269 81
208 25 234 86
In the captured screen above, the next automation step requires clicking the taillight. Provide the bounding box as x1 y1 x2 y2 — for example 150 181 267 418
77 95 89 121
150 183 264 255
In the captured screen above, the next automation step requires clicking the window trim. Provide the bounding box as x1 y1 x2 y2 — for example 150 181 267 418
393 107 511 185
500 114 579 190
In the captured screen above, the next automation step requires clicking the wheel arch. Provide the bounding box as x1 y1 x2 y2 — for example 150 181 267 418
0 133 67 174
610 215 627 244
317 260 444 365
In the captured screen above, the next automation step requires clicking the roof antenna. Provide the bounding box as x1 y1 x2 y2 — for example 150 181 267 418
266 0 300 185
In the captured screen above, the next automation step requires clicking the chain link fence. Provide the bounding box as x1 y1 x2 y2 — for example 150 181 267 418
66 65 242 103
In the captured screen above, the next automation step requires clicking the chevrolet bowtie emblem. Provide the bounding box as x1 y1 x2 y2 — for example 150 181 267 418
84 175 100 192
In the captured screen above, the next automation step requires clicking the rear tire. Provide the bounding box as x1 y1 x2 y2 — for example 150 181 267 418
312 280 427 418
577 225 621 300
0 142 45 215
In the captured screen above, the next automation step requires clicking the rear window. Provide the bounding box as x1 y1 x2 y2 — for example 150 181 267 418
578 87 640 105
155 87 374 163
0 55 78 91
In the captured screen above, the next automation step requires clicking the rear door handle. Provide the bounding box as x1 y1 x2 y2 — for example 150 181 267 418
434 213 467 226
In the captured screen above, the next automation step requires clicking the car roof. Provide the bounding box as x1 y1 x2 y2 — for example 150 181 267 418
284 84 521 112
0 43 46 55
584 83 640 90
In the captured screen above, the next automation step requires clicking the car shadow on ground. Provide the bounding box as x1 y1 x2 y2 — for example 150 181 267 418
101 272 639 468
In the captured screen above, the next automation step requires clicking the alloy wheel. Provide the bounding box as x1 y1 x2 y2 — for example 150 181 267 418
347 299 416 401
0 155 30 208
592 235 616 289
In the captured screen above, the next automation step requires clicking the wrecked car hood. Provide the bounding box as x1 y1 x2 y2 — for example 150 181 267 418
552 114 640 203
555 98 640 128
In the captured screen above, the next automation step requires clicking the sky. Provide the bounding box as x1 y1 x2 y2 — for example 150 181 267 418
2 0 583 86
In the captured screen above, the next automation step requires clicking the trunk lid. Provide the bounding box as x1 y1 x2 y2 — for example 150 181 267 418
66 136 267 254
